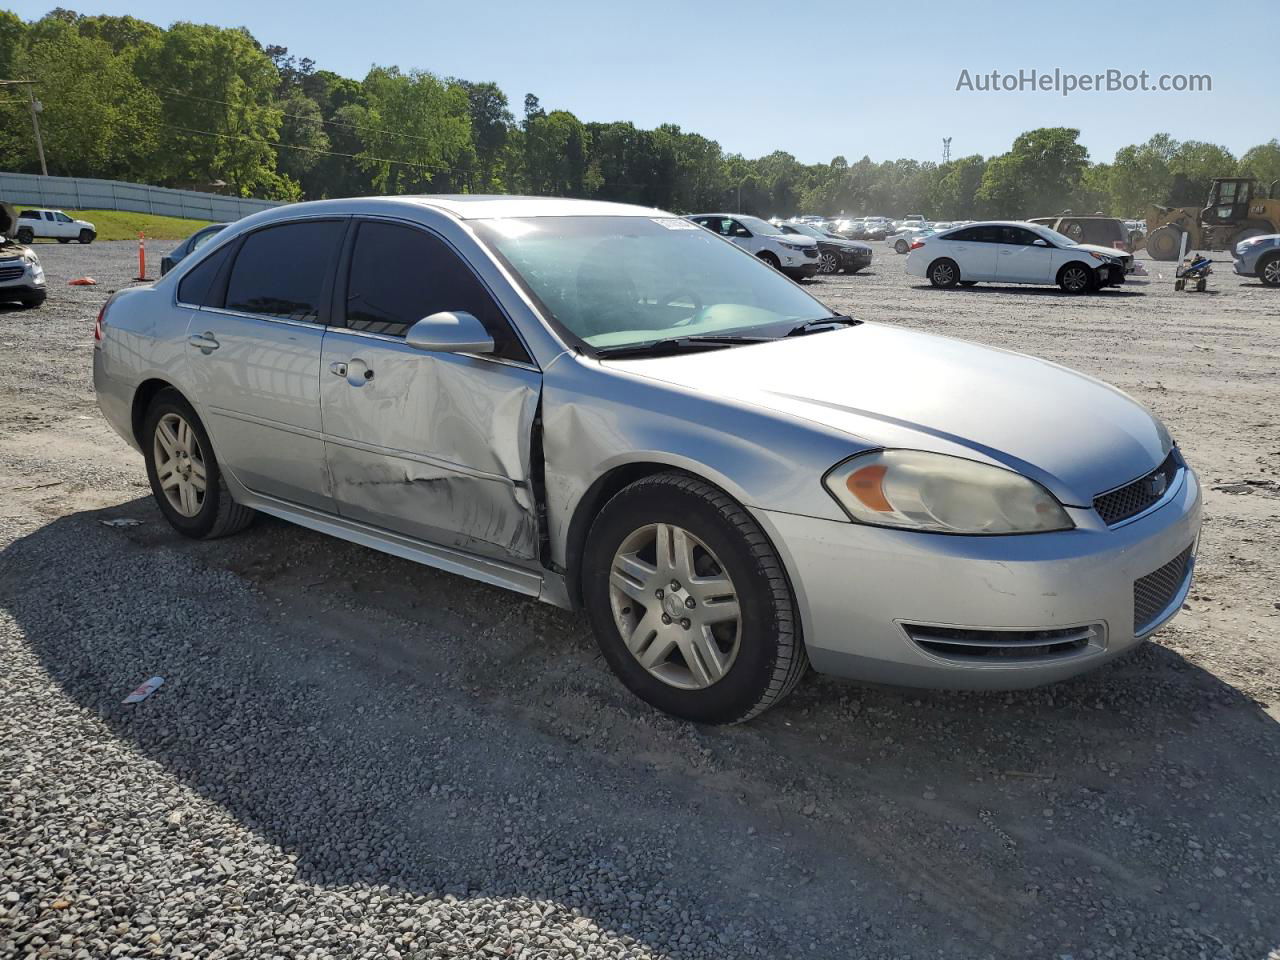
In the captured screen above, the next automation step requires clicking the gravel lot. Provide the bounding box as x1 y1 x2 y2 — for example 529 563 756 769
1 240 1277 960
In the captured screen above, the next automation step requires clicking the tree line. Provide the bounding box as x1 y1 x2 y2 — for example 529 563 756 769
3 9 1279 218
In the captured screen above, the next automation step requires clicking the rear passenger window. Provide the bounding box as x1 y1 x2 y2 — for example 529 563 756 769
342 221 531 363
177 242 235 307
225 220 345 323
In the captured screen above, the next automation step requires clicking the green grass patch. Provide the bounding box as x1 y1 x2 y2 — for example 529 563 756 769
17 208 216 242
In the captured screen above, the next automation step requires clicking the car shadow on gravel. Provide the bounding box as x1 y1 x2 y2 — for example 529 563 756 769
5 501 1279 958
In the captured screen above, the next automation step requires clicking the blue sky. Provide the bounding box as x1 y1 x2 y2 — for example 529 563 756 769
9 0 1269 165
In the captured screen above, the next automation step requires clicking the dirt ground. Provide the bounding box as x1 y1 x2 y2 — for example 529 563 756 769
1 240 1277 959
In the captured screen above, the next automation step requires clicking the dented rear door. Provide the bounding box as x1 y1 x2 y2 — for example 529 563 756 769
318 219 543 564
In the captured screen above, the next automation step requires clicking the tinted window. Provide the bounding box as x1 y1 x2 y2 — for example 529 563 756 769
949 225 1001 243
343 221 529 363
177 241 235 307
225 220 345 322
1000 226 1042 245
19 211 38 220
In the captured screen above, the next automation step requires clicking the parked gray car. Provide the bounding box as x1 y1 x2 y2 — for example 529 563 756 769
93 196 1201 723
1233 233 1280 286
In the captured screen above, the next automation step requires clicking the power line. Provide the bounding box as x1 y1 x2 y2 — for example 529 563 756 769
161 123 450 173
159 88 447 147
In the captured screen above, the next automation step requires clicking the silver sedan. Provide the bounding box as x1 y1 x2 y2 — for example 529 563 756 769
94 196 1201 723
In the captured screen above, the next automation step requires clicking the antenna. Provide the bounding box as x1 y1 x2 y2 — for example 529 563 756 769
942 137 952 164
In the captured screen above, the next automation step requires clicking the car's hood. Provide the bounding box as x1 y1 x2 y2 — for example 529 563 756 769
771 235 818 247
606 323 1169 505
1070 242 1129 258
821 237 870 251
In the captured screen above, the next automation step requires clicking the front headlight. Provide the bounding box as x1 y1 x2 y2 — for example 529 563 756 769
823 449 1074 535
1088 252 1115 263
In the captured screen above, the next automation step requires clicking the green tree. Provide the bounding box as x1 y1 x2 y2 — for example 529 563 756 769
1239 140 1280 191
357 66 473 194
1167 141 1236 205
1106 133 1178 213
134 22 292 197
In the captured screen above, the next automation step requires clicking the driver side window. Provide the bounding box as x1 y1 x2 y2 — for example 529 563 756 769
342 220 531 364
728 220 752 238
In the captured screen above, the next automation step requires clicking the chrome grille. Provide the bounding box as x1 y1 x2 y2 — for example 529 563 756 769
904 624 1100 663
0 265 24 282
1134 545 1194 634
1094 451 1179 526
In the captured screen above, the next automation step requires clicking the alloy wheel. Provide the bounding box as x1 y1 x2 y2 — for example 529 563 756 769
1263 259 1280 286
153 412 207 517
1063 266 1089 292
819 252 839 274
931 262 955 285
608 522 742 690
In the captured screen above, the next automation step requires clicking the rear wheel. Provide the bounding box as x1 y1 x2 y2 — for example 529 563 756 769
1145 224 1184 261
928 258 959 288
142 389 255 539
583 472 807 724
15 227 33 244
894 239 909 254
78 229 95 244
1258 253 1280 287
1058 262 1094 294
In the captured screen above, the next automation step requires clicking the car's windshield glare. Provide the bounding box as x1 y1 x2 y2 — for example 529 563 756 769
474 216 832 350
1037 225 1078 246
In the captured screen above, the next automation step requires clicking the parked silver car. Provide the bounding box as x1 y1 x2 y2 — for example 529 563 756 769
1232 233 1280 286
94 196 1201 723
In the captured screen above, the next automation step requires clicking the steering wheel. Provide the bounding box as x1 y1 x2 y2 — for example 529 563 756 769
661 288 706 326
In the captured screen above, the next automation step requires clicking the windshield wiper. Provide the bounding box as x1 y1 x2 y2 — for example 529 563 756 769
595 334 773 359
786 314 862 336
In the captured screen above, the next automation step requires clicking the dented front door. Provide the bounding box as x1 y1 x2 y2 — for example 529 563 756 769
317 218 543 564
318 331 542 563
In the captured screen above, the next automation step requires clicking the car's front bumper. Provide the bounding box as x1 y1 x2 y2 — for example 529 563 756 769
0 259 46 300
753 464 1201 690
1232 256 1255 277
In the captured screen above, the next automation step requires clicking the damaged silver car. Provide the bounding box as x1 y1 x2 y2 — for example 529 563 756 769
94 196 1201 723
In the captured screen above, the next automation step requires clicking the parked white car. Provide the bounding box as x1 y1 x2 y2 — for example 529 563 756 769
687 214 820 279
887 226 935 254
906 220 1133 293
0 202 46 307
15 208 97 244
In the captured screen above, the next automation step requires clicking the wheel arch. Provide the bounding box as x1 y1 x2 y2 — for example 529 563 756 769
1056 259 1095 285
131 377 180 448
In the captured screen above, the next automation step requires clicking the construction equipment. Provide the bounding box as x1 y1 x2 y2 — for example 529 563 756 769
1174 253 1212 292
1144 178 1280 261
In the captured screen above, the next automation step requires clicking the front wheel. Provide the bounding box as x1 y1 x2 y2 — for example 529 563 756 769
1257 254 1280 287
818 251 840 274
756 251 781 270
582 473 807 724
1058 262 1094 293
142 389 255 539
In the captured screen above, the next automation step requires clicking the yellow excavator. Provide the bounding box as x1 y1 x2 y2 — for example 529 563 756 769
1144 177 1280 260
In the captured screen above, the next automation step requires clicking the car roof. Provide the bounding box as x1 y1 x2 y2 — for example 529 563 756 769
235 195 674 227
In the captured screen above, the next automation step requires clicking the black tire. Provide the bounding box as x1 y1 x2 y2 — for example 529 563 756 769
817 250 840 274
15 227 34 244
78 229 95 244
894 239 909 254
142 389 255 540
582 472 807 724
928 258 959 288
958 280 978 287
757 251 781 270
1145 224 1183 261
57 237 70 244
1058 262 1094 294
1257 253 1280 287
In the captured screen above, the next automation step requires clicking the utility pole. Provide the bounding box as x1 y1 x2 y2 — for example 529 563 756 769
1 80 47 176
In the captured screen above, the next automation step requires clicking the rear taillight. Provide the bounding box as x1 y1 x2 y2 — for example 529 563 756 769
909 239 926 250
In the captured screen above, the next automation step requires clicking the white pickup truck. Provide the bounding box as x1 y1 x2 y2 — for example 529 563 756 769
14 208 96 244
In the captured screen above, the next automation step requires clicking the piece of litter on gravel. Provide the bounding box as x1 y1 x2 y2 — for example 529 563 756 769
122 676 164 704
100 518 143 527
68 277 98 285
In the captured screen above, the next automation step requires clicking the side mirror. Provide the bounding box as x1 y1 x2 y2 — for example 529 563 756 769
1032 238 1050 247
405 311 494 354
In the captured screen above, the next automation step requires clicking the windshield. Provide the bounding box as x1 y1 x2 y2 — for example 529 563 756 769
1035 225 1078 246
786 223 824 239
473 216 832 351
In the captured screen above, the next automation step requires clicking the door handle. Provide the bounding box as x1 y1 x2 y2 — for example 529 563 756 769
329 361 348 377
188 332 219 353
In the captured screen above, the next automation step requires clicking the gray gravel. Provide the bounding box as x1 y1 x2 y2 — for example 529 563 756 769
0 240 1277 959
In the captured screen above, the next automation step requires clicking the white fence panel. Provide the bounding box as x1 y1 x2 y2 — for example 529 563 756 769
0 172 283 222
